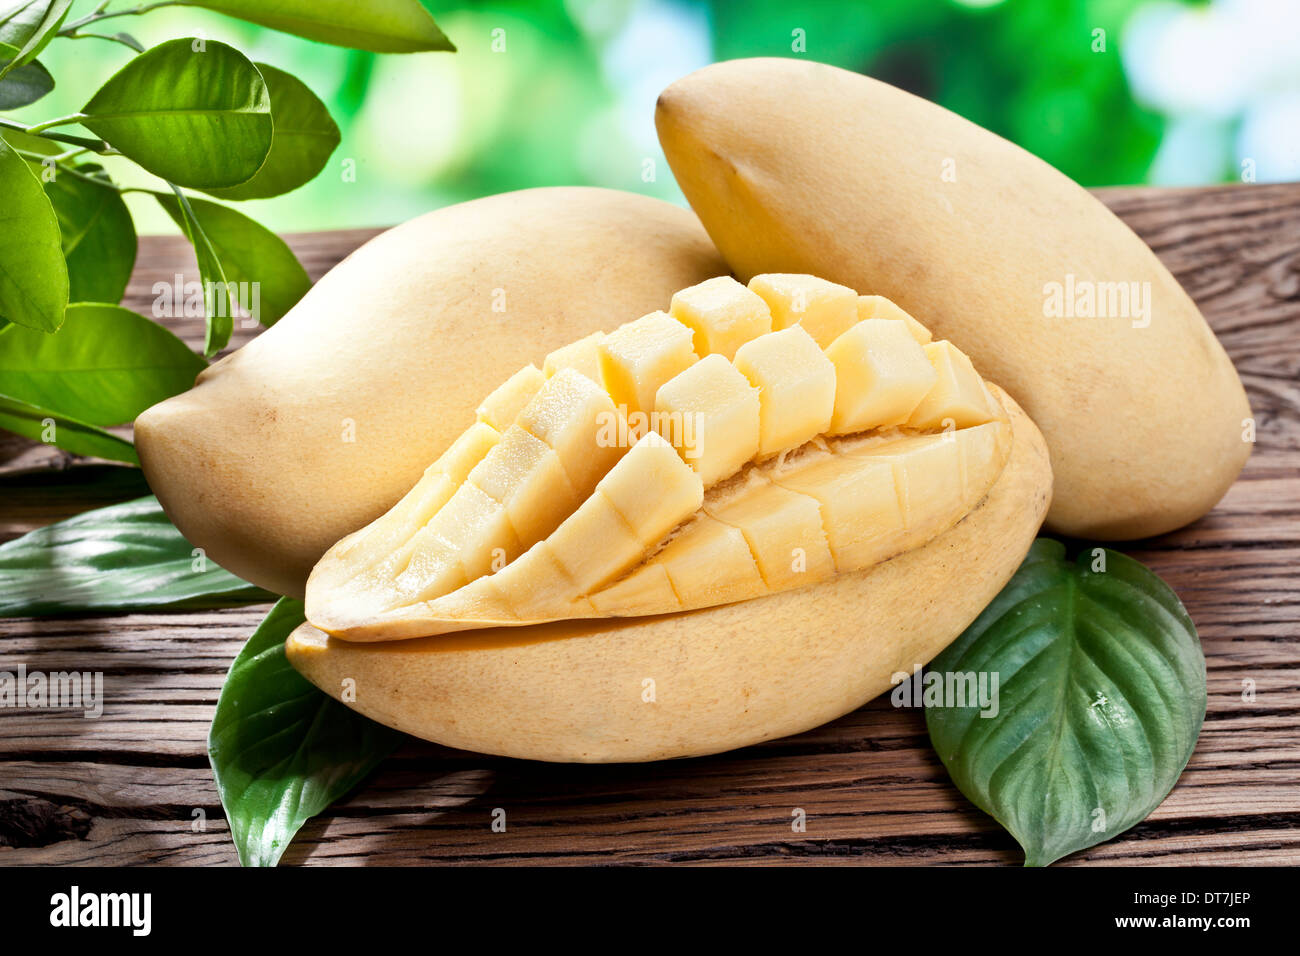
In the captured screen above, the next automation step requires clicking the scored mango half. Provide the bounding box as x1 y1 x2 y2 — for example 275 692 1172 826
306 274 1013 642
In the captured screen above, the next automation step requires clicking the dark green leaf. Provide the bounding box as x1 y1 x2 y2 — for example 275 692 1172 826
157 193 310 329
184 0 455 54
925 539 1206 866
0 41 52 108
0 0 71 80
44 164 137 304
205 63 339 201
160 186 233 356
80 38 272 189
0 495 271 616
0 135 67 332
0 303 204 426
0 390 136 463
210 599 403 866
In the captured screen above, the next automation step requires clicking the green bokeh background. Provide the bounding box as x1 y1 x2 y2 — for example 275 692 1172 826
10 0 1298 233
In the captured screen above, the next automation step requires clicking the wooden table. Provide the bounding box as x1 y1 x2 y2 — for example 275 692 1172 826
1 185 1297 866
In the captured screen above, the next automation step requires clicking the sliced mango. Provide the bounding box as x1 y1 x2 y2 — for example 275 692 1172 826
669 275 772 360
654 353 760 486
748 273 859 347
303 277 1014 642
732 325 835 456
598 310 697 416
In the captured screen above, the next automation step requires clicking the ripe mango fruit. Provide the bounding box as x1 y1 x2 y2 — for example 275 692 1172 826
304 277 1024 643
655 58 1252 540
287 378 1050 762
134 188 727 598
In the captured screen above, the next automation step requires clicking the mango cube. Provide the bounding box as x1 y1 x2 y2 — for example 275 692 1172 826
597 430 704 542
477 364 545 431
845 434 962 531
733 326 835 456
772 454 902 569
655 516 767 608
654 354 760 486
548 490 649 592
590 563 681 616
499 542 584 618
598 311 697 416
906 341 998 431
669 275 773 360
517 368 624 492
825 319 938 434
468 425 579 544
707 480 834 589
748 273 859 347
857 295 932 344
544 332 605 382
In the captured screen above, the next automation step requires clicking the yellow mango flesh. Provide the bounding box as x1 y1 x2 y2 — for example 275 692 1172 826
654 353 760 486
748 273 859 347
598 310 697 417
825 319 938 433
286 385 1051 762
543 332 605 382
656 58 1250 538
136 187 727 597
669 275 773 359
732 325 835 456
857 295 932 344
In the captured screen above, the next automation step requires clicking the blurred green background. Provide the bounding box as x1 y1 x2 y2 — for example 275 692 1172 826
12 0 1300 233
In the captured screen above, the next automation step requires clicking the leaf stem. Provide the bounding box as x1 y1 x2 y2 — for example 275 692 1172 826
10 148 124 189
26 113 91 135
60 1 181 33
0 117 110 152
61 29 145 51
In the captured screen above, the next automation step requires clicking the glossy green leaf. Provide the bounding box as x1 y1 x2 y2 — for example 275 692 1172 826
206 63 340 201
0 391 136 463
0 0 71 80
80 38 272 189
184 0 454 54
0 303 203 426
925 539 1206 866
44 164 137 304
210 599 403 866
0 495 271 617
160 187 233 356
157 193 310 329
0 135 67 332
0 41 52 108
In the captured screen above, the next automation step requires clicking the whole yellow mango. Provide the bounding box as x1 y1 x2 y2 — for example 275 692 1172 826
136 188 727 597
655 58 1252 539
287 385 1051 762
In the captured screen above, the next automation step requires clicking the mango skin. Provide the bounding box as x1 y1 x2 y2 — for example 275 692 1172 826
286 385 1051 763
655 58 1251 540
135 188 727 598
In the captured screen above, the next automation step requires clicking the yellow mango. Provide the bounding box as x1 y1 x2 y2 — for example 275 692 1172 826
654 353 760 486
286 386 1051 762
825 319 938 433
732 325 835 456
598 310 698 417
136 187 727 597
907 341 998 431
543 332 605 382
657 58 1251 538
857 295 932 344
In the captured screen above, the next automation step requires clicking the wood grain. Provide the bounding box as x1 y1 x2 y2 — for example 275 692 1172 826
1 185 1297 866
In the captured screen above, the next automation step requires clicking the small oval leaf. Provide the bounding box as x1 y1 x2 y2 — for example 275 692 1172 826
0 390 136 463
0 0 71 80
925 539 1206 866
0 135 68 332
205 63 340 201
80 38 272 189
0 303 205 426
188 0 455 53
210 598 404 867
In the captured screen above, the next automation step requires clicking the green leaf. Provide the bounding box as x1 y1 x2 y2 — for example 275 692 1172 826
44 164 137 305
205 63 340 201
0 495 271 617
925 539 1206 867
79 38 272 190
159 186 233 356
184 0 455 54
157 193 310 329
210 599 403 866
0 135 67 332
0 41 52 108
0 390 137 463
0 0 71 81
0 303 204 426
